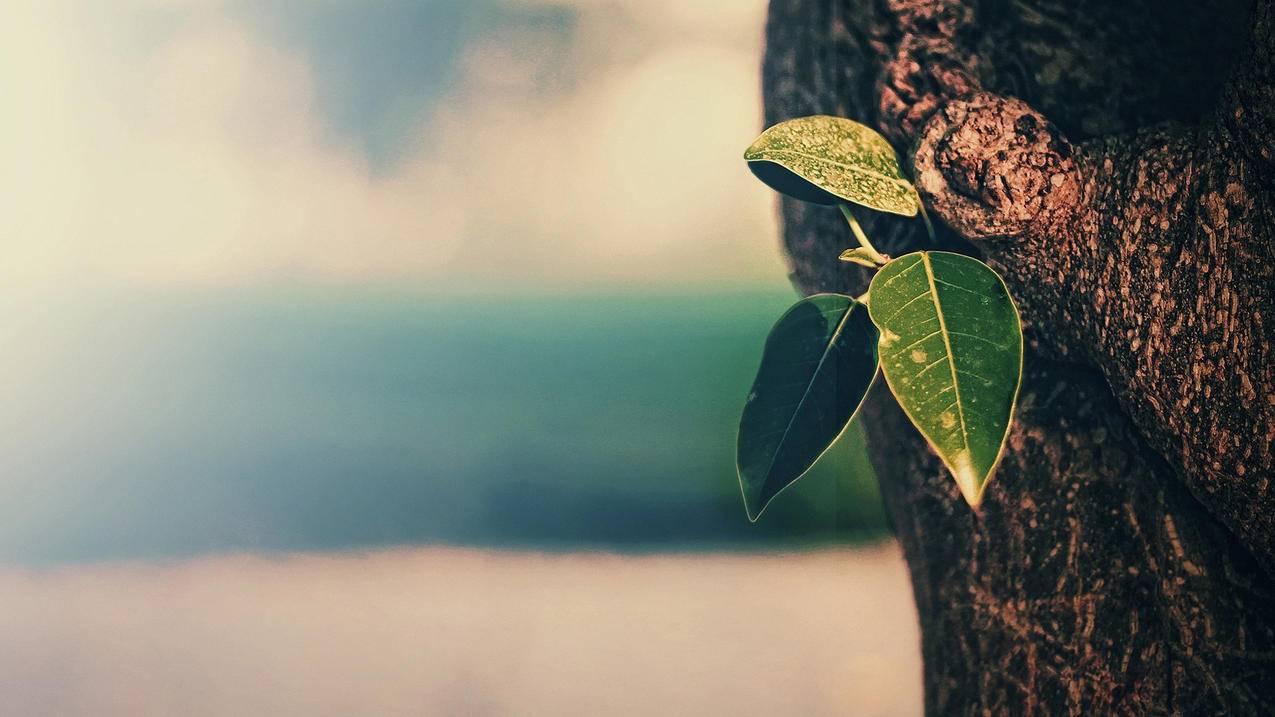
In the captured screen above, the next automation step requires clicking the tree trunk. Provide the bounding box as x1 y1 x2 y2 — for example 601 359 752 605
761 0 1275 713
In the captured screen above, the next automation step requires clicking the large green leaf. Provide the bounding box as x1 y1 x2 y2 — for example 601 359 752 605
737 294 879 521
744 116 918 216
867 252 1022 507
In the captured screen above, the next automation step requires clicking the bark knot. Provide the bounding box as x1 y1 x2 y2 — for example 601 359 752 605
913 92 1082 241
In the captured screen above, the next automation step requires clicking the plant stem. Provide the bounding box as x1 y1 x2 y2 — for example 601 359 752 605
838 204 888 265
918 200 936 242
855 290 869 304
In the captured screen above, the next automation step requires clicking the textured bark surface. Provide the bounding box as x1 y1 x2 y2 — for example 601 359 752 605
762 0 1275 713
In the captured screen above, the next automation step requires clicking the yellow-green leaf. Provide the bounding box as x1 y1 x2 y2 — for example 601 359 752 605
867 252 1022 506
744 115 918 216
839 247 885 267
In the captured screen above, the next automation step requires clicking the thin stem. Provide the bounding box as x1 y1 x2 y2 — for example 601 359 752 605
918 199 936 242
838 204 888 265
854 290 869 304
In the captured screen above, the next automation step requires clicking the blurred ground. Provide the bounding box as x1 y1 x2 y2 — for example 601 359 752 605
0 543 920 716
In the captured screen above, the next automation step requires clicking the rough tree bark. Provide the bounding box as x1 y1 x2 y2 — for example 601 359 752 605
762 0 1274 713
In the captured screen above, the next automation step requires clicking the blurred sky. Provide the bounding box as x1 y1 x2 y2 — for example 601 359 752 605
1 0 781 291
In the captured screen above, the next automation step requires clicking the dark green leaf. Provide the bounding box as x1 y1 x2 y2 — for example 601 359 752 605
867 252 1023 507
737 295 879 521
744 116 918 215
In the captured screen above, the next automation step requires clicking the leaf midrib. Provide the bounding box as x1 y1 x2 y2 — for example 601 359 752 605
747 148 915 193
922 253 970 454
758 302 854 487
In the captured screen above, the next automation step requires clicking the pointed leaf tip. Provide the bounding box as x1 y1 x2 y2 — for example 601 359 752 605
866 252 1023 507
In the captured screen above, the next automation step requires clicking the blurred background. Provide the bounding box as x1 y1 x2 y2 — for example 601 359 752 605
0 1 919 714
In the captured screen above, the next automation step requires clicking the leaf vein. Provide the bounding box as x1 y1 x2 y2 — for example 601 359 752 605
757 302 855 485
916 354 950 376
880 289 934 326
933 277 986 298
750 149 915 191
872 257 925 293
893 329 941 354
922 252 970 453
947 330 1006 349
956 368 993 384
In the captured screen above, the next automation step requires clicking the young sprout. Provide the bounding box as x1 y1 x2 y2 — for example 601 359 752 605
736 116 1022 516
